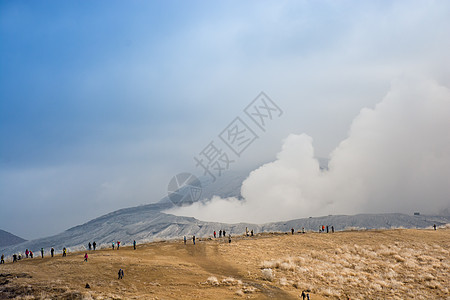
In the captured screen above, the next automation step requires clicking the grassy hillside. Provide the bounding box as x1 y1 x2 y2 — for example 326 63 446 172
1 228 448 299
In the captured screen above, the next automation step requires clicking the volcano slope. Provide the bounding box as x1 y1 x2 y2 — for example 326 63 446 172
1 228 448 299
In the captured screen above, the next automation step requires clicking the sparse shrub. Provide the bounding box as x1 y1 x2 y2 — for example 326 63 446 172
261 268 274 281
206 276 219 285
280 261 296 271
242 285 257 293
221 277 242 286
321 287 341 297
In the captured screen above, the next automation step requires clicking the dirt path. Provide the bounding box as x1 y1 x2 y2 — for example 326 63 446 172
1 228 447 299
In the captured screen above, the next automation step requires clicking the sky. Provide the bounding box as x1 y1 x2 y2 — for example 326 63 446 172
1 0 450 239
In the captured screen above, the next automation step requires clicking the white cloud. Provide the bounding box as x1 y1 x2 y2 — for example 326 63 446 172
167 76 450 223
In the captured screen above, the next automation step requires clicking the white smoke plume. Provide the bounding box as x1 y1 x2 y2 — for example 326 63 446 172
167 77 450 223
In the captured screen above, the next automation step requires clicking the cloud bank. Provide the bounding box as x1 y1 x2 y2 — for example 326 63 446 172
167 77 450 223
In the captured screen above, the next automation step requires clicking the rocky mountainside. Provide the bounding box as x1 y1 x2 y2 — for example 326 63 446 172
2 201 449 256
2 166 449 256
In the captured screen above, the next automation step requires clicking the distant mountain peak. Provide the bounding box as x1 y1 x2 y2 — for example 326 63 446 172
0 229 27 248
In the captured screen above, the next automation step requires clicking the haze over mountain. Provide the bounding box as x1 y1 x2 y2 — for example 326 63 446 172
0 229 26 248
168 77 450 224
2 169 449 257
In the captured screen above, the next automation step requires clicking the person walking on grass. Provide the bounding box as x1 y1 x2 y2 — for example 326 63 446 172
51 247 54 257
62 248 67 257
93 241 96 250
332 226 334 233
84 253 88 262
291 228 294 235
301 290 306 300
193 235 196 245
433 224 437 230
0 254 4 264
88 242 91 250
214 231 216 238
112 242 115 250
41 248 44 258
25 249 29 258
117 241 120 249
118 268 124 279
133 240 136 250
184 236 186 245
30 251 33 258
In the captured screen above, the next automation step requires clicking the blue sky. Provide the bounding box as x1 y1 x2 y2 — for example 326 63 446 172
1 0 450 239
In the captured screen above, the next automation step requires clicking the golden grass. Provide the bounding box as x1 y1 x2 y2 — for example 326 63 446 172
1 228 448 299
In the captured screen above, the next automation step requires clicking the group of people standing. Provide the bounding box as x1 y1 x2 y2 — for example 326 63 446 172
111 241 121 250
212 229 228 238
185 231 232 246
319 225 334 233
88 241 97 250
3 246 70 264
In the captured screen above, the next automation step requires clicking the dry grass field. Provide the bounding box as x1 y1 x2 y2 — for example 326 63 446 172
1 228 449 299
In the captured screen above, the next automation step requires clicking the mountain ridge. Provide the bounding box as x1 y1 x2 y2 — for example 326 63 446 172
0 229 27 248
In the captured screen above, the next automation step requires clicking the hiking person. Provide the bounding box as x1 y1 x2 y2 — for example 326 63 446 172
291 228 294 235
326 225 329 233
184 236 186 245
25 249 29 258
433 224 437 230
246 227 249 236
193 235 196 245
117 241 120 249
0 254 4 264
51 248 54 257
214 231 216 238
223 230 226 237
322 225 325 232
219 230 222 237
112 242 115 250
228 234 231 243
62 248 67 257
88 242 92 250
133 240 136 250
93 241 96 250
301 290 306 300
13 254 17 262
41 248 44 258
118 268 124 279
331 226 334 233
30 251 33 258
307 293 310 300
18 254 22 261
84 253 88 262
251 229 254 236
